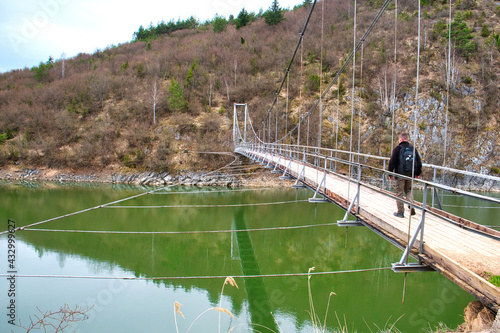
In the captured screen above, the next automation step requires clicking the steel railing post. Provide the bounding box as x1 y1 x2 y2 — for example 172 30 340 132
432 168 437 208
356 164 361 216
419 183 428 256
382 160 387 191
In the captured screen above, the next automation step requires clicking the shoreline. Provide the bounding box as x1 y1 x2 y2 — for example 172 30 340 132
0 166 293 188
1 166 499 193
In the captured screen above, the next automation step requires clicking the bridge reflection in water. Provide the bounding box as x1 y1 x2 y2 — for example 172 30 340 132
234 208 278 332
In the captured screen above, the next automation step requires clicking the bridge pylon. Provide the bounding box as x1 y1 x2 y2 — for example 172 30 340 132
233 103 248 146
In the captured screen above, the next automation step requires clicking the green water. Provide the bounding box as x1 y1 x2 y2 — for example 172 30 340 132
0 181 484 332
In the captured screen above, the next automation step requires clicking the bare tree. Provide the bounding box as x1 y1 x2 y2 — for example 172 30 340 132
378 67 390 114
234 59 238 88
208 73 212 110
150 78 161 125
89 72 112 110
61 52 66 79
224 77 230 102
445 45 458 89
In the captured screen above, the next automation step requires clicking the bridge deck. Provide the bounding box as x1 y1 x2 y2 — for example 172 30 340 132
245 149 500 311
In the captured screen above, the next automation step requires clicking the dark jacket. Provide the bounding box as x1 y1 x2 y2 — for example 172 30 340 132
388 141 422 177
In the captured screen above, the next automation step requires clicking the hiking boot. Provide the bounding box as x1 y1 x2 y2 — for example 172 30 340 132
393 212 404 218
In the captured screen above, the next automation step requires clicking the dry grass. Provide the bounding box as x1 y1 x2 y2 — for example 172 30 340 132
307 266 405 333
214 307 236 319
174 276 241 333
175 301 185 319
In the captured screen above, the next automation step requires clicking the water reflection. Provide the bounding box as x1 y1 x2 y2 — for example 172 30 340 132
0 182 477 332
234 208 278 332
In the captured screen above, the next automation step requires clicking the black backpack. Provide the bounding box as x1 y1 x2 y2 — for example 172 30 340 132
398 145 414 176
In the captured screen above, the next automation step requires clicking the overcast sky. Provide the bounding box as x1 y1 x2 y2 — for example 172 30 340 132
0 0 304 73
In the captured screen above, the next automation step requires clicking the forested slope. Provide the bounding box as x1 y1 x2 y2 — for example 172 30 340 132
0 0 498 176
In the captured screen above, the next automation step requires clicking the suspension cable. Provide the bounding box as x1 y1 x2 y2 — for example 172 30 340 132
286 70 290 142
0 183 181 235
391 0 398 150
0 267 392 281
348 0 358 198
22 221 339 235
443 0 452 168
358 42 363 162
299 33 304 147
275 96 279 142
406 0 423 264
273 0 394 145
318 0 325 148
105 200 308 209
260 0 318 131
153 187 286 195
335 77 339 168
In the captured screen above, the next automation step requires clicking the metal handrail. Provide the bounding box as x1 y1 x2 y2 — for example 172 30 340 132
238 141 500 177
236 142 500 205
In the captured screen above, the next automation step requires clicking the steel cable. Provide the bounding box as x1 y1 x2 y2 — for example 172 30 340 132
0 267 392 281
21 221 339 235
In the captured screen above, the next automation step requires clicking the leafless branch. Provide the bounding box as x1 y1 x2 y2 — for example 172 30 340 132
14 304 93 333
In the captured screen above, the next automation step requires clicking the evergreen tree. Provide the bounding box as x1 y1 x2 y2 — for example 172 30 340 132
185 59 198 89
185 16 199 30
212 14 228 33
449 14 477 60
480 24 490 37
133 17 199 41
263 0 285 26
168 78 188 113
236 8 251 30
32 57 54 82
133 25 148 41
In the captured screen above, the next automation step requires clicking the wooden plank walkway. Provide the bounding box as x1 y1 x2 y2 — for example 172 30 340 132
245 149 500 311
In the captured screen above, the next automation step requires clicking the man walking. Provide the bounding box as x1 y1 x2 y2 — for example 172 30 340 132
388 132 422 218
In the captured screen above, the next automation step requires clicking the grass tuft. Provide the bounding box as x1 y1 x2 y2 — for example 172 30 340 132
214 307 236 318
489 275 500 287
174 301 185 319
224 276 239 289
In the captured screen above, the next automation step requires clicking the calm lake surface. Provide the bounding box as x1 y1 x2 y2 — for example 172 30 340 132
2 181 496 332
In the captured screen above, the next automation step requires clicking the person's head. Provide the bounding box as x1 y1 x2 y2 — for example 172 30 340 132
399 132 409 143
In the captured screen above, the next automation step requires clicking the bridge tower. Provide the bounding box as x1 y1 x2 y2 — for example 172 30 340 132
233 103 248 145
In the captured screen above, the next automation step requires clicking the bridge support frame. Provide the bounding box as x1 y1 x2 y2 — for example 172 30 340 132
432 188 443 210
338 164 362 225
292 161 307 189
337 220 364 227
271 154 282 174
392 184 433 273
309 157 329 203
279 157 294 180
430 168 444 210
391 262 434 273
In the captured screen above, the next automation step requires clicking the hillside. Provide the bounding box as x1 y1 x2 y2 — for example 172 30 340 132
0 0 499 177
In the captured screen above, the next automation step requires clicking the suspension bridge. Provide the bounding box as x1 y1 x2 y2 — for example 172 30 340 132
230 0 500 312
0 0 499 328
232 139 500 311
